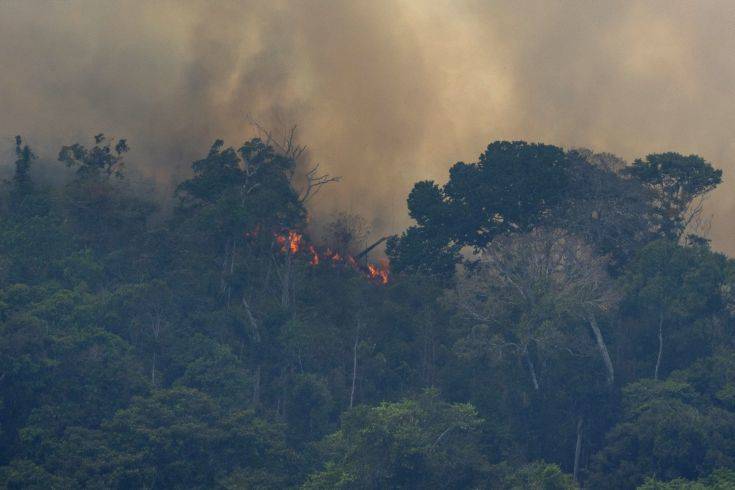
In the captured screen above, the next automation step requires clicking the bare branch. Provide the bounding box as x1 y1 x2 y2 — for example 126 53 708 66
299 163 340 203
247 117 340 203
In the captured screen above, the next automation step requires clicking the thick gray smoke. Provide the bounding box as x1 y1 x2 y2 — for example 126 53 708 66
1 1 735 252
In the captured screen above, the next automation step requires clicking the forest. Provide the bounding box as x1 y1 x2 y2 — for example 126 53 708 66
1 133 734 489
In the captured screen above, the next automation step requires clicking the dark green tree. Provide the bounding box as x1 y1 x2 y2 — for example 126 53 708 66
388 141 573 276
625 153 722 240
620 240 728 381
304 390 490 489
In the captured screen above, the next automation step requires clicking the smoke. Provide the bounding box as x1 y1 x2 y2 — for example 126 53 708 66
1 1 735 252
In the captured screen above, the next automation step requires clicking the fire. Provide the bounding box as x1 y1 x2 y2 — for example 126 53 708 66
380 260 389 282
288 231 302 254
367 263 389 285
378 269 389 285
308 245 319 266
274 230 302 254
252 227 390 285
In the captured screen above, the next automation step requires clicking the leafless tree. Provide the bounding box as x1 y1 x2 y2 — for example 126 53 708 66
451 228 618 389
248 119 339 204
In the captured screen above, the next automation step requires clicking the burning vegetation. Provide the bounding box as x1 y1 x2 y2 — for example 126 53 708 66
255 228 390 285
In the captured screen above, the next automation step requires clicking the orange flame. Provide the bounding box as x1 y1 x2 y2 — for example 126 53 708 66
264 227 390 285
367 262 389 284
308 245 319 266
274 230 303 254
378 269 389 285
367 263 378 277
288 231 302 254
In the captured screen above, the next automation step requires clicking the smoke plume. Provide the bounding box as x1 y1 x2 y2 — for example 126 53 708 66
2 1 735 252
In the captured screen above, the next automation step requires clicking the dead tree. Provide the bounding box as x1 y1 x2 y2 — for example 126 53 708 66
248 119 339 204
452 229 619 476
452 228 619 390
355 236 388 261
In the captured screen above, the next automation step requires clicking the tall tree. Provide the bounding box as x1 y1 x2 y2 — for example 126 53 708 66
621 240 728 380
304 391 490 489
450 228 618 390
625 152 722 241
388 141 573 276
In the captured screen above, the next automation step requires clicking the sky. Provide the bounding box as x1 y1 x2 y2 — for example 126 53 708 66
1 1 734 252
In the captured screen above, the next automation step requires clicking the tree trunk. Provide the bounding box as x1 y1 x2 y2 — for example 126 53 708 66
281 244 292 308
220 240 231 294
525 349 540 391
588 312 614 385
151 351 156 387
226 238 236 306
151 315 161 387
242 296 262 407
253 364 261 406
654 310 664 380
242 296 261 343
350 325 360 408
573 417 583 482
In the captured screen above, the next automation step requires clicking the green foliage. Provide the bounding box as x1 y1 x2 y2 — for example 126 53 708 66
389 141 574 276
638 469 735 489
0 136 731 488
626 153 722 240
58 133 128 180
0 459 71 489
620 240 729 378
9 136 35 208
495 461 578 489
175 137 305 234
589 379 735 489
305 390 490 489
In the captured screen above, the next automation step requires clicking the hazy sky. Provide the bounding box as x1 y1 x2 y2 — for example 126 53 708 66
2 1 734 252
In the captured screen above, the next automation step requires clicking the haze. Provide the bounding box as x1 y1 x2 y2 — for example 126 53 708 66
2 1 734 251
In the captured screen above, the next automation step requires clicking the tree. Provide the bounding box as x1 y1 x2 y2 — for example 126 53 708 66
101 387 298 488
621 240 728 380
625 153 722 241
389 141 574 276
386 225 460 279
57 134 154 253
448 229 621 481
174 138 307 306
0 459 70 489
552 149 656 272
9 136 35 205
451 228 618 390
589 380 735 489
304 390 490 489
638 465 735 489
2 130 733 488
495 461 578 489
